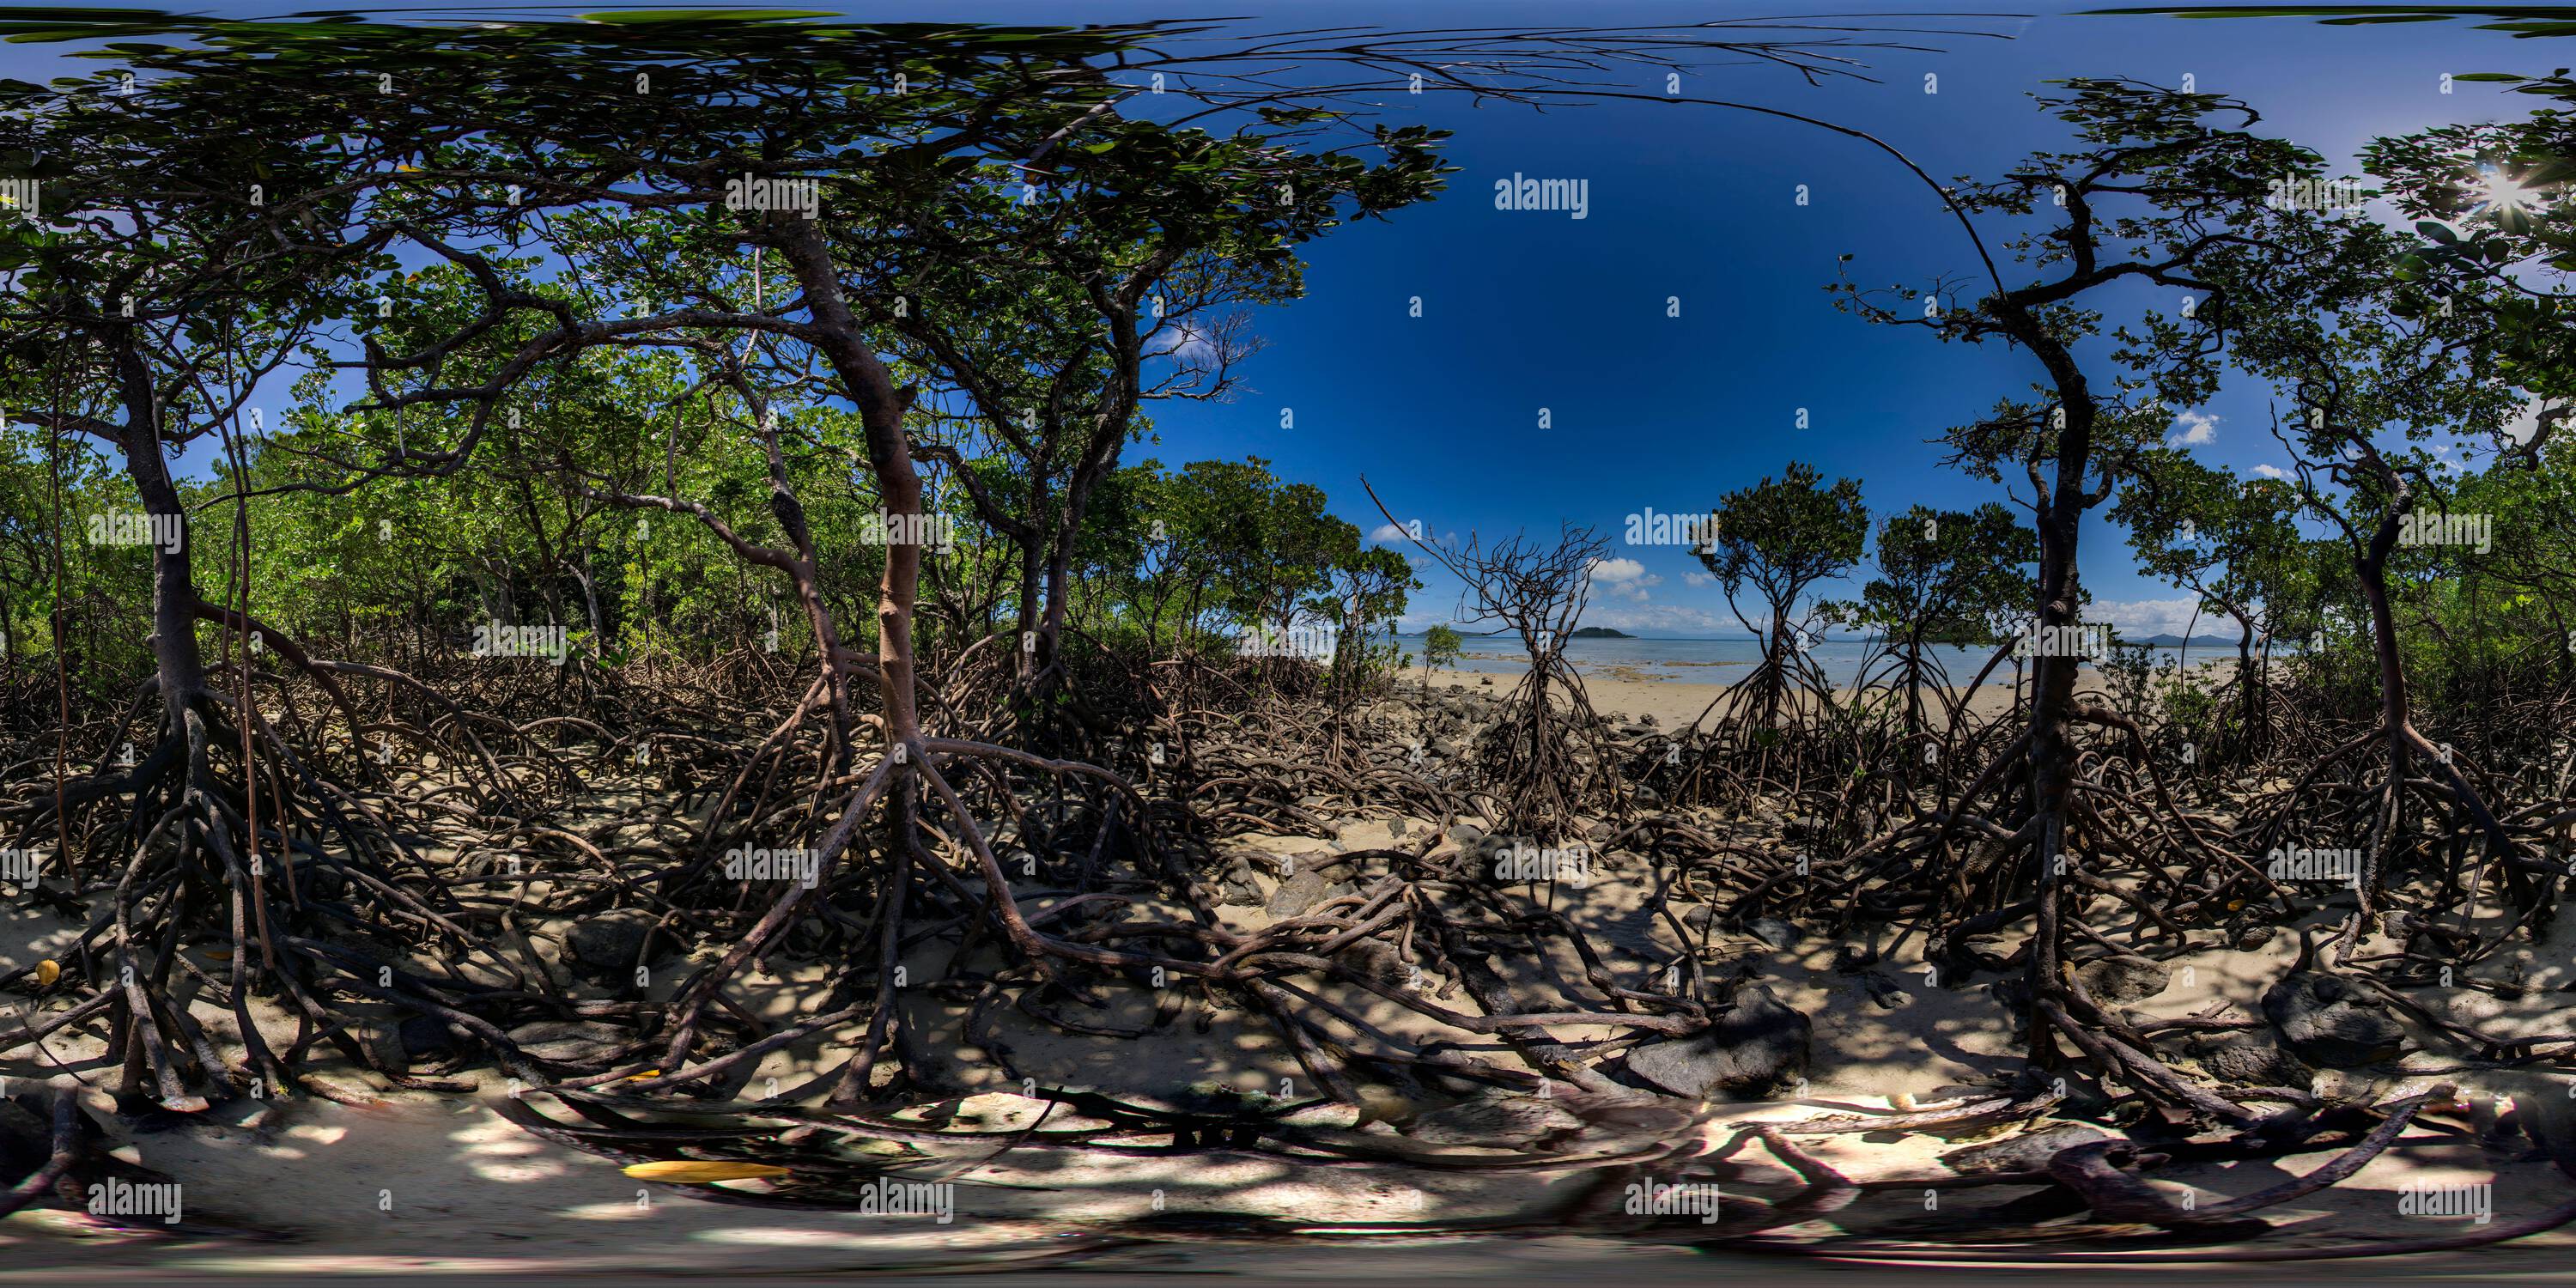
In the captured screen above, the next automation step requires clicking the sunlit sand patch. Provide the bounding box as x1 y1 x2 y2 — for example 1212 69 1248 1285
695 1225 912 1246
467 1154 570 1183
559 1200 663 1221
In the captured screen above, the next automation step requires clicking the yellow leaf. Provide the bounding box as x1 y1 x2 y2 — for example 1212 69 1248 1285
204 946 234 961
34 959 60 986
626 1068 661 1080
621 1160 791 1183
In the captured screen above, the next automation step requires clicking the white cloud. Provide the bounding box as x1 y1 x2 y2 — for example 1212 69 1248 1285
2167 410 2218 447
1151 321 1215 364
2251 464 2289 480
2087 597 2222 640
1368 522 1412 544
1586 603 1726 634
1586 557 1665 602
2503 396 2550 447
1683 571 1716 587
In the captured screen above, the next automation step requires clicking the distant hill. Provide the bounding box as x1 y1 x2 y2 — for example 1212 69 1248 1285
1570 626 1634 639
2135 634 2241 648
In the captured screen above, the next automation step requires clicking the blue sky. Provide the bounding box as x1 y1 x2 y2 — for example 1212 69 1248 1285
6 3 2555 636
1063 2 2548 635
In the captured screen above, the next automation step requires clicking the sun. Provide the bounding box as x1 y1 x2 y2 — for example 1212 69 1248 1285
2476 167 2543 215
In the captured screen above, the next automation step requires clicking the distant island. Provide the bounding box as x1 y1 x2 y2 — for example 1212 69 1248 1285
1570 626 1634 639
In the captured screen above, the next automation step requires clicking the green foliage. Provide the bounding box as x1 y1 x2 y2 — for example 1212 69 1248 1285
1700 462 1868 627
1423 624 1464 672
1837 502 2033 647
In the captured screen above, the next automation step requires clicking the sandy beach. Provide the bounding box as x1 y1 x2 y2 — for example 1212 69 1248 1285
1410 657 2222 730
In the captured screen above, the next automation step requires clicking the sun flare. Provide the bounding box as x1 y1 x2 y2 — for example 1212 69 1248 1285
2477 168 2543 214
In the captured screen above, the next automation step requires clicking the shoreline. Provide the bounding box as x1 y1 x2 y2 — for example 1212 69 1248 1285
1409 657 2238 730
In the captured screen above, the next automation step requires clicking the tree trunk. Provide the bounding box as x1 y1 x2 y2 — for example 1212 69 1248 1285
773 222 920 748
2355 492 2412 905
112 342 210 724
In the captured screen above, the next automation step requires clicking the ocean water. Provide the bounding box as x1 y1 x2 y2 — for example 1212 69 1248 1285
1384 632 2234 689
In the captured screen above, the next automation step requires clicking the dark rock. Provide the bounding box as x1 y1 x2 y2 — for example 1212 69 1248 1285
1465 832 1533 875
1746 916 1799 951
1639 713 1659 727
2190 1032 2312 1089
1449 823 1486 848
506 1020 629 1065
2233 925 2275 951
1624 980 1811 1100
2077 955 2171 1005
1632 785 1663 809
1265 869 1334 917
1335 939 1410 987
1403 1092 1583 1145
0 1097 50 1180
1987 975 2034 1015
1215 859 1267 908
2262 970 2404 1067
1940 1122 2117 1176
1856 969 1910 1010
399 1013 460 1060
568 908 658 975
1388 817 1409 839
355 1018 408 1072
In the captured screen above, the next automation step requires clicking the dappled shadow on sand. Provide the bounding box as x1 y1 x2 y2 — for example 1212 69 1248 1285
2 1062 2572 1280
